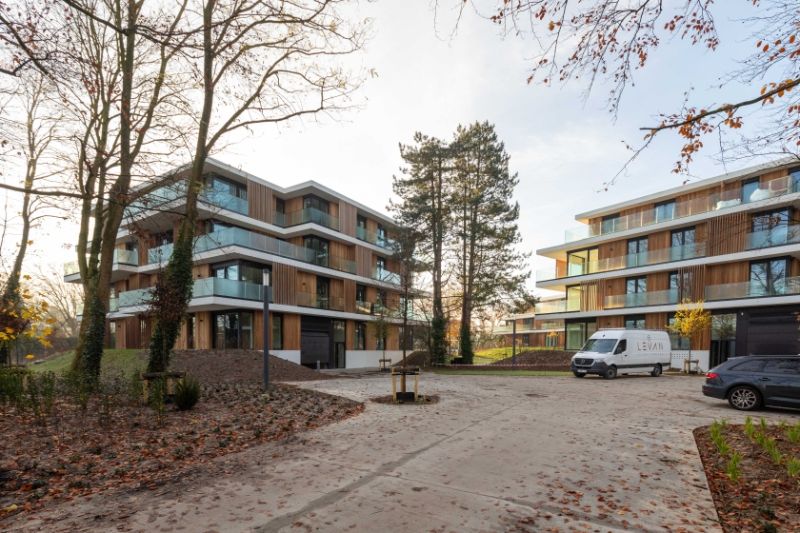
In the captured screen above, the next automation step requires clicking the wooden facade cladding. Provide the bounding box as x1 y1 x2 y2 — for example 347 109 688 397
284 314 301 349
707 211 748 256
355 246 373 278
343 279 356 313
339 201 357 237
247 179 274 223
272 263 298 306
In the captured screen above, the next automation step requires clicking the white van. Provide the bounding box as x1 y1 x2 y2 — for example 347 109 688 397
571 329 671 379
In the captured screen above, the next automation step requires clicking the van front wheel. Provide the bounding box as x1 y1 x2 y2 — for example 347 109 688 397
651 364 662 377
603 366 617 380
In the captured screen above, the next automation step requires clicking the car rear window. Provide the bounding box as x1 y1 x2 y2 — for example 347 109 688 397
729 359 766 372
763 359 800 374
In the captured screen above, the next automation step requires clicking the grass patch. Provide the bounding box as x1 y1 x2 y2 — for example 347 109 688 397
430 369 571 377
32 349 146 377
474 347 517 361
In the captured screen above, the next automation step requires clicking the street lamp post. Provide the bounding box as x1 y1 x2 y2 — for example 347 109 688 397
263 269 272 390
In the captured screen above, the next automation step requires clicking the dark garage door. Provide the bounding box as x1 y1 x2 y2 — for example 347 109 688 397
745 312 800 355
301 316 332 366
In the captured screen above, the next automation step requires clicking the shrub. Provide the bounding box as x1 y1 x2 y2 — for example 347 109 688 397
786 457 800 478
726 451 742 483
174 375 200 411
786 423 800 444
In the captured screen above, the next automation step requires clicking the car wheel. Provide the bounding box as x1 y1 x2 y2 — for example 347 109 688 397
728 386 761 411
651 364 662 377
573 371 586 378
603 366 617 380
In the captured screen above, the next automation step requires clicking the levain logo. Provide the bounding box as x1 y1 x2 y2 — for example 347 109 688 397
635 341 665 352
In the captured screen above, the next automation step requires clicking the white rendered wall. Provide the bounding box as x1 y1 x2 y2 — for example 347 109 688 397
670 350 710 373
271 350 301 365
346 350 404 369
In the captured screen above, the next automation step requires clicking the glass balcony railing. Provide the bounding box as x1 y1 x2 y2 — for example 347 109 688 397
356 226 396 250
705 277 800 301
356 299 372 314
118 287 153 308
126 182 249 217
275 207 339 231
562 173 800 243
604 289 679 309
372 267 401 285
534 299 568 314
64 248 139 276
201 188 248 215
109 297 119 312
746 224 800 250
296 291 345 311
118 278 269 309
144 226 359 276
539 242 708 282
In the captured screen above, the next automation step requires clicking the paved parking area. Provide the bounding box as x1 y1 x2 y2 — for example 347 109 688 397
15 374 799 532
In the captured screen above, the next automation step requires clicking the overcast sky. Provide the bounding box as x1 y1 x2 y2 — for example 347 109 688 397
16 1 772 293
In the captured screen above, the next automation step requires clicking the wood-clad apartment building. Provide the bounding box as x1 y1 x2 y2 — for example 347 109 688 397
65 159 419 369
501 159 800 371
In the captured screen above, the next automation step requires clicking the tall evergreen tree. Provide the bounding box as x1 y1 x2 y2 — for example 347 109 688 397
391 134 450 364
450 122 529 364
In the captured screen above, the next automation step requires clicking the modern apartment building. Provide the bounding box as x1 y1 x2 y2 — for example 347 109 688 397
65 159 420 369
521 158 800 371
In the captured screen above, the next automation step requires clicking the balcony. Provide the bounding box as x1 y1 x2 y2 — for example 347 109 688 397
274 207 339 231
538 243 707 282
562 173 799 243
534 299 568 314
145 226 358 275
296 292 345 311
117 278 268 310
747 224 800 250
604 289 679 309
705 277 800 301
372 267 401 285
64 248 140 276
356 226 396 250
356 299 372 314
126 182 248 217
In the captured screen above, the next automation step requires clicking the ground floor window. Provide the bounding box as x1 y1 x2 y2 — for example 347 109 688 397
545 332 559 348
566 320 596 350
355 322 366 350
271 313 283 350
667 314 692 350
213 311 254 350
625 315 646 329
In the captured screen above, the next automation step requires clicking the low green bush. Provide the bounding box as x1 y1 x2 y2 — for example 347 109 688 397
174 375 200 411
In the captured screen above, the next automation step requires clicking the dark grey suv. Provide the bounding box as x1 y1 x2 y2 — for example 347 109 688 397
702 356 800 411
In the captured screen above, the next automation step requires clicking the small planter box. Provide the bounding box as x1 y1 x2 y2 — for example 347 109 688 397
140 371 186 401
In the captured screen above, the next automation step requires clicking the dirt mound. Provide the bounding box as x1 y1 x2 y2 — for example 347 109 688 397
171 350 332 384
391 350 431 368
490 350 573 369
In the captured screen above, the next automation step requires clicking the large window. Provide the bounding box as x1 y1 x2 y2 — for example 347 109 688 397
654 200 676 223
566 320 597 350
566 285 582 312
749 258 788 296
601 214 620 234
212 260 265 285
669 270 694 301
376 256 387 273
304 236 329 267
208 175 247 200
626 276 647 307
750 208 791 248
626 237 648 268
275 197 285 214
625 315 646 329
316 276 330 308
303 194 329 213
670 226 696 260
271 313 283 350
741 177 760 204
567 248 598 276
355 322 366 350
377 223 387 245
213 311 254 349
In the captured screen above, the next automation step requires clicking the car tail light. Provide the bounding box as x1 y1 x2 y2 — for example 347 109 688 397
705 372 719 380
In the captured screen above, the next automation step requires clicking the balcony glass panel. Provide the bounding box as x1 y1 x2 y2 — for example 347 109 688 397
372 267 401 285
705 277 800 301
200 188 248 215
276 207 339 231
356 225 397 249
534 300 568 314
118 287 153 308
296 291 345 310
193 277 264 301
747 224 800 250
563 173 798 243
604 288 679 309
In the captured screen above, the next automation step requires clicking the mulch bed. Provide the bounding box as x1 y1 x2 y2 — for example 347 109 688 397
0 382 362 522
694 423 800 532
371 394 439 405
490 350 573 369
172 350 334 384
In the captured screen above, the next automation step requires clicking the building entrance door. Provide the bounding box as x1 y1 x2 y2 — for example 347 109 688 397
710 314 736 368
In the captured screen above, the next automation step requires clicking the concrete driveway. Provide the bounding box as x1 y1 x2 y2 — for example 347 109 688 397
14 374 800 532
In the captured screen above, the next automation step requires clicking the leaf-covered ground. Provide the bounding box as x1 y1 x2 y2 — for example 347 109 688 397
0 383 362 521
695 423 800 532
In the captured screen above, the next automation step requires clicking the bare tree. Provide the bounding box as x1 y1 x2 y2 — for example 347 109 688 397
147 0 367 373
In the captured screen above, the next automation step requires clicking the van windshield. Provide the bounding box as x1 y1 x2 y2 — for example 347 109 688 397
580 338 617 354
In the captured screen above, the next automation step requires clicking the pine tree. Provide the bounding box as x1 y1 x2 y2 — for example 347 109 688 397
450 122 529 364
391 134 451 365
